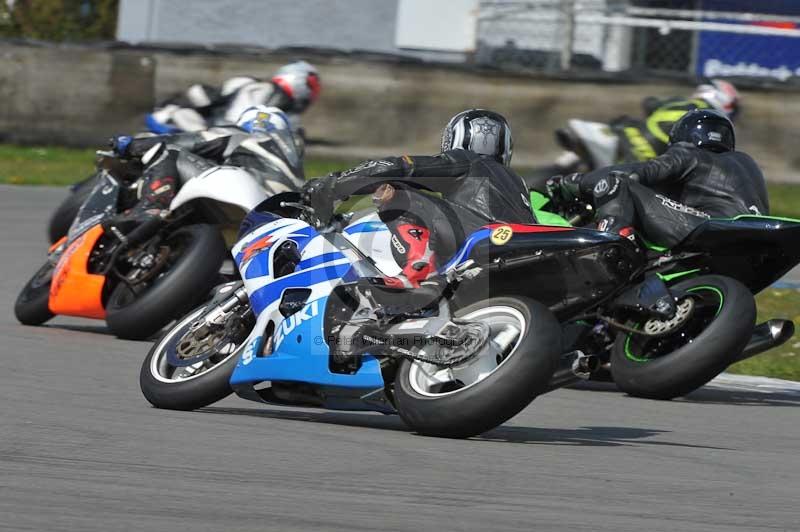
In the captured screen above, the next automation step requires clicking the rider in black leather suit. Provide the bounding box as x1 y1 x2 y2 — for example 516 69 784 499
554 109 768 248
304 109 533 285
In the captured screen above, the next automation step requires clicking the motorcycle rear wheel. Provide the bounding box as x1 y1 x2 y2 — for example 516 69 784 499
393 296 561 438
610 274 755 400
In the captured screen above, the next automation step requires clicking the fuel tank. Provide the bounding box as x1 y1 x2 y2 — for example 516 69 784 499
452 224 642 318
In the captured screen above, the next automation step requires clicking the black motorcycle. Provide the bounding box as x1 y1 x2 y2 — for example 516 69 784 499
524 189 798 399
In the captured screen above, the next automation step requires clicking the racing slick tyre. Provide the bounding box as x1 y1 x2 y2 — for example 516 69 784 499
47 173 99 243
106 224 226 340
611 275 756 400
14 261 54 326
393 296 561 438
140 300 254 411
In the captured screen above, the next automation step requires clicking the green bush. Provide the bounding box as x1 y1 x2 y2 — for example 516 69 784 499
0 0 117 41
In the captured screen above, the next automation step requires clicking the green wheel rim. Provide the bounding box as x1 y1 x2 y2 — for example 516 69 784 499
624 285 724 363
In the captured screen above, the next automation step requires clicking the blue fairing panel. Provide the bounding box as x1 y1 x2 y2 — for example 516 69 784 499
249 262 352 315
145 114 181 134
344 221 388 234
230 296 384 389
439 227 492 273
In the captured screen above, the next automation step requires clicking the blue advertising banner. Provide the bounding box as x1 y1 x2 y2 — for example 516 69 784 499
696 0 800 82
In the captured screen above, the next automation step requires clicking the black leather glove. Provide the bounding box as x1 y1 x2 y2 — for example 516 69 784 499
109 135 133 157
546 172 583 203
301 173 338 226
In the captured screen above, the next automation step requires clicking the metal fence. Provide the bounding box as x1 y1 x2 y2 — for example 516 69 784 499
474 0 800 86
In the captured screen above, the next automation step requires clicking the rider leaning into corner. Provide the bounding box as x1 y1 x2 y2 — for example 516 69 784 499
302 109 535 287
106 106 305 233
550 108 769 249
148 61 321 138
616 78 741 162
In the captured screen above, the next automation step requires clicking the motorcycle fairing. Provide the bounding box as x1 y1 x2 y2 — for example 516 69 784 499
229 217 385 396
565 119 619 168
48 224 107 318
66 171 119 243
48 173 121 318
441 223 642 317
229 296 385 391
440 223 574 273
341 212 398 276
145 112 181 135
675 215 800 293
169 165 268 213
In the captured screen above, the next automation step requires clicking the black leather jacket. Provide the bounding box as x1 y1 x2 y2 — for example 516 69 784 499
331 150 535 235
586 142 769 217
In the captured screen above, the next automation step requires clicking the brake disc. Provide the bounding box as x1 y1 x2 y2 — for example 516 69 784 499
176 323 230 360
175 310 247 362
642 297 695 337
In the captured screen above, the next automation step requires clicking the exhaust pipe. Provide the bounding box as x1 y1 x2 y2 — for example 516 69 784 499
544 350 600 393
733 319 795 363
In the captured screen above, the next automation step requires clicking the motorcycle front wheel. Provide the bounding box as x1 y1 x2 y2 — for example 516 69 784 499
393 296 561 439
105 224 227 340
140 298 254 411
14 261 54 326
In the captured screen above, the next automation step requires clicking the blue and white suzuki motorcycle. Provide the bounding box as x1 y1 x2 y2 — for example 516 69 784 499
140 193 566 438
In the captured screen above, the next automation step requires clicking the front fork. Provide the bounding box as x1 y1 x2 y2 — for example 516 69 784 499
203 285 249 327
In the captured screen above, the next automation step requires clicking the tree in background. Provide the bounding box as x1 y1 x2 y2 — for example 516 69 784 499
0 0 118 41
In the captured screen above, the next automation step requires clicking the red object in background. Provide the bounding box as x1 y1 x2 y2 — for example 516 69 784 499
752 21 797 30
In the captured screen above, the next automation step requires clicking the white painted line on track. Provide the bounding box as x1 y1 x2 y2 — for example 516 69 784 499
708 373 800 395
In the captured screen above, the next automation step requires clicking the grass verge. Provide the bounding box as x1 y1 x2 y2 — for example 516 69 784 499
728 288 800 381
0 144 354 186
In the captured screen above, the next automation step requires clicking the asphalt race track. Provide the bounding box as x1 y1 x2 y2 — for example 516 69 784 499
1 185 799 532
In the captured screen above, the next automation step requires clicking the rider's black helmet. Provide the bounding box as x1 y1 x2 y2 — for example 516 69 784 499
441 109 513 165
669 109 735 153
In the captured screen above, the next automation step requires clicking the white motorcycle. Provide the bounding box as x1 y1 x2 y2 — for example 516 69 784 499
525 117 637 192
15 153 273 340
47 125 305 244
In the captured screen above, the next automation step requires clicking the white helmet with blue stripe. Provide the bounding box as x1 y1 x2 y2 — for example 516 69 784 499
236 105 292 134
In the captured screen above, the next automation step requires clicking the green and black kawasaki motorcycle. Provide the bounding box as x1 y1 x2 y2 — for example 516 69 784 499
527 189 799 400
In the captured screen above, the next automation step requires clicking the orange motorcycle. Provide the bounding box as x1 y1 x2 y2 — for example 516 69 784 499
15 165 266 340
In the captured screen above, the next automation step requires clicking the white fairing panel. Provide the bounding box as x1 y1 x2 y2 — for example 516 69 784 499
169 166 268 213
343 211 401 277
568 119 619 168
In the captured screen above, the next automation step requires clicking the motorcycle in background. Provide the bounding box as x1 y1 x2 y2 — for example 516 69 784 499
47 121 306 244
530 188 799 399
524 116 654 191
15 156 268 340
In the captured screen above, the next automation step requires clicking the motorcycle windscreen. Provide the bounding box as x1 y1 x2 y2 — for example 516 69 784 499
49 224 107 319
67 171 119 242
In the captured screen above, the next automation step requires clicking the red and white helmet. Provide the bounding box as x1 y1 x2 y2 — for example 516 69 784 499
693 79 740 119
271 61 321 114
